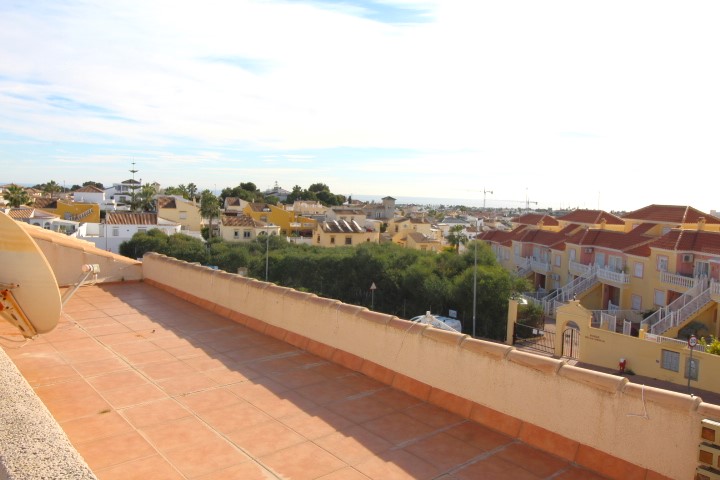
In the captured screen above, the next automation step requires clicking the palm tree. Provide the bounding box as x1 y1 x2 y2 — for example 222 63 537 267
43 180 62 198
446 225 467 253
200 190 221 238
3 185 31 208
139 183 157 212
186 183 198 201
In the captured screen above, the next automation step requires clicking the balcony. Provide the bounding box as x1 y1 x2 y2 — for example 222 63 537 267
530 257 551 274
596 266 630 285
659 271 697 290
568 260 591 277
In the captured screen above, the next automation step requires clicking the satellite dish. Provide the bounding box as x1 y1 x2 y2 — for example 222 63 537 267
0 212 62 337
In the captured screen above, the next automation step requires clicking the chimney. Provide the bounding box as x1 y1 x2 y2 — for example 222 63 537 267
698 217 706 231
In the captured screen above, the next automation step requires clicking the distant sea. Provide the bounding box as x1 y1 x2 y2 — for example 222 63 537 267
351 194 514 209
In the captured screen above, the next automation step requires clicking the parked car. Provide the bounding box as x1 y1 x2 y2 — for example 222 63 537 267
410 313 462 332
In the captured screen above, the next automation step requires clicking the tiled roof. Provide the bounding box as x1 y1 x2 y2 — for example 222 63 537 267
623 204 720 224
6 208 35 219
121 179 141 185
511 213 560 227
156 197 177 209
249 203 271 212
518 229 567 249
407 232 439 243
572 229 655 252
556 209 625 225
332 208 364 215
650 230 720 255
74 185 104 193
224 197 244 207
221 214 257 227
321 219 364 233
106 212 159 225
32 198 58 209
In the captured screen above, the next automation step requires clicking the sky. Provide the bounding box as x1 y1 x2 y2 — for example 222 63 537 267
1 0 719 212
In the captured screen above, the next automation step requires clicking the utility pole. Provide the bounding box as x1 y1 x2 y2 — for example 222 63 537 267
483 189 493 210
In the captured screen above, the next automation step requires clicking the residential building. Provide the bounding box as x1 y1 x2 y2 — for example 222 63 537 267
79 212 180 253
405 231 443 252
218 214 280 242
243 202 317 237
314 219 379 247
223 196 248 213
157 195 202 233
363 195 397 220
31 197 100 224
386 217 441 246
73 185 116 211
262 182 291 202
325 207 367 224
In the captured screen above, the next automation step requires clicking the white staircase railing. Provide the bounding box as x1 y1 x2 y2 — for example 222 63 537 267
660 271 697 289
541 266 598 316
646 278 713 335
597 267 630 284
623 319 631 336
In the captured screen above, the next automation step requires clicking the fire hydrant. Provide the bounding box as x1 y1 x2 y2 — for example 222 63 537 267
619 358 627 374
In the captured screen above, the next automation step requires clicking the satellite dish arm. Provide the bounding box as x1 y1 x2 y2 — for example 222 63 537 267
61 265 100 307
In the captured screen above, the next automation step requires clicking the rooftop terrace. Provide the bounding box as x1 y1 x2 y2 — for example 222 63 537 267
2 282 609 479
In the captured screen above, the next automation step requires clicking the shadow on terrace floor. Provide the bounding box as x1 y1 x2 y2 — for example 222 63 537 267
1 282 610 480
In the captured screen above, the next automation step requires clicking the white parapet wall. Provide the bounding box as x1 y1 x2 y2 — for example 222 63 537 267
142 253 719 480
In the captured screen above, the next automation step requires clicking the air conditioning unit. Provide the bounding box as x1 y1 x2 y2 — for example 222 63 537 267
584 247 594 253
682 253 694 263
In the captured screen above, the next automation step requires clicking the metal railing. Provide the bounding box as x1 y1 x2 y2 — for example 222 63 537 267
542 266 598 317
644 333 690 348
531 258 551 273
568 260 591 277
646 278 712 335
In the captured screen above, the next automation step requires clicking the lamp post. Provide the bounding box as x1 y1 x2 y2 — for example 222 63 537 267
472 220 478 337
265 227 270 282
370 282 377 310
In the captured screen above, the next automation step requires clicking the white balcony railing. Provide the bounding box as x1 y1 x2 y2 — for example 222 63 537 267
659 272 697 289
568 261 591 277
596 267 630 285
530 258 551 273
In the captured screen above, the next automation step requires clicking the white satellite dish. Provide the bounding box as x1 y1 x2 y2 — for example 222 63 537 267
0 212 62 337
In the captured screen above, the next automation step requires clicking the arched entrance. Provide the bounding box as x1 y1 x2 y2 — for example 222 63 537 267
562 321 580 359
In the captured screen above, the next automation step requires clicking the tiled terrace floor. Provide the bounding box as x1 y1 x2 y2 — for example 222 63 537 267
1 283 610 479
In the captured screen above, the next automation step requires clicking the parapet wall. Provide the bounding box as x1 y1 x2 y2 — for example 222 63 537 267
143 253 718 480
21 223 142 286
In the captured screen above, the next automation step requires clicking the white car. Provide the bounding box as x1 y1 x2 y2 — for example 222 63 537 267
410 313 462 332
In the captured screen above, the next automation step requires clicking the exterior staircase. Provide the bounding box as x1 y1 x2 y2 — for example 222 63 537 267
69 208 94 222
531 266 599 317
643 278 716 336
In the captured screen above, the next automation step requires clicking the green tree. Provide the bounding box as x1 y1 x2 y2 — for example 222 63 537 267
3 184 31 207
42 180 62 198
446 225 467 253
186 183 198 201
82 181 104 189
139 183 157 212
164 185 189 198
200 190 221 239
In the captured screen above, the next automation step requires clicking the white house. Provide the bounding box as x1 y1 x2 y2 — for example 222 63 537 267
78 212 180 254
73 185 116 211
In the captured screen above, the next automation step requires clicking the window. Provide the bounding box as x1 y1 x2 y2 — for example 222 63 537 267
138 228 147 233
631 294 642 310
317 235 320 244
685 357 700 380
654 289 665 307
661 350 679 372
234 230 240 239
554 255 561 267
657 255 668 272
569 249 576 262
633 262 644 278
330 236 335 244
179 211 187 220
243 230 251 238
345 237 352 245
112 227 119 237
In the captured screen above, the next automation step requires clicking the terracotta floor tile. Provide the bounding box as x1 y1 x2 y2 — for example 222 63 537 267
87 369 149 392
50 337 104 352
94 454 184 480
203 365 258 385
404 432 484 471
73 357 131 377
140 416 222 452
163 433 250 478
123 348 177 365
317 467 372 480
247 390 317 419
452 455 541 480
156 371 217 395
181 354 231 372
13 351 67 371
120 398 192 428
404 403 465 429
362 412 437 446
101 382 167 408
193 461 275 480
354 448 443 480
177 386 243 413
60 345 119 364
108 339 158 356
335 374 386 395
84 322 132 337
269 367 327 389
315 425 394 465
554 466 612 480
227 418 306 457
23 363 79 386
62 411 134 444
328 395 397 424
38 383 112 422
139 359 199 380
75 431 156 471
260 441 347 480
295 379 356 405
279 408 354 440
46 325 93 342
4 341 58 359
497 443 569 478
227 377 289 402
163 343 207 359
198 401 273 435
367 388 423 410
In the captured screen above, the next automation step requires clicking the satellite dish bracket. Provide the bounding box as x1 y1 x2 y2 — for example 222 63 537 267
0 289 38 337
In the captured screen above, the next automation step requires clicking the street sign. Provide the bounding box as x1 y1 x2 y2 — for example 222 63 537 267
688 335 698 348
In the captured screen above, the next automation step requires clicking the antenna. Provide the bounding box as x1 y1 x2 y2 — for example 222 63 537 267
483 189 493 210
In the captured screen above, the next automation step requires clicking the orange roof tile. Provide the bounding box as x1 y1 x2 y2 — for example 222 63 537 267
157 197 177 209
651 230 720 255
73 185 104 193
221 214 258 227
511 213 560 227
623 204 720 224
106 212 160 225
32 198 58 209
556 209 625 225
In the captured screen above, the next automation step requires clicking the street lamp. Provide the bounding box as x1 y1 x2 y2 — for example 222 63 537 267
472 219 478 337
264 227 271 282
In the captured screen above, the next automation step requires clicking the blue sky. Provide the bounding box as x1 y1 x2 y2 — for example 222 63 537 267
1 0 719 212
